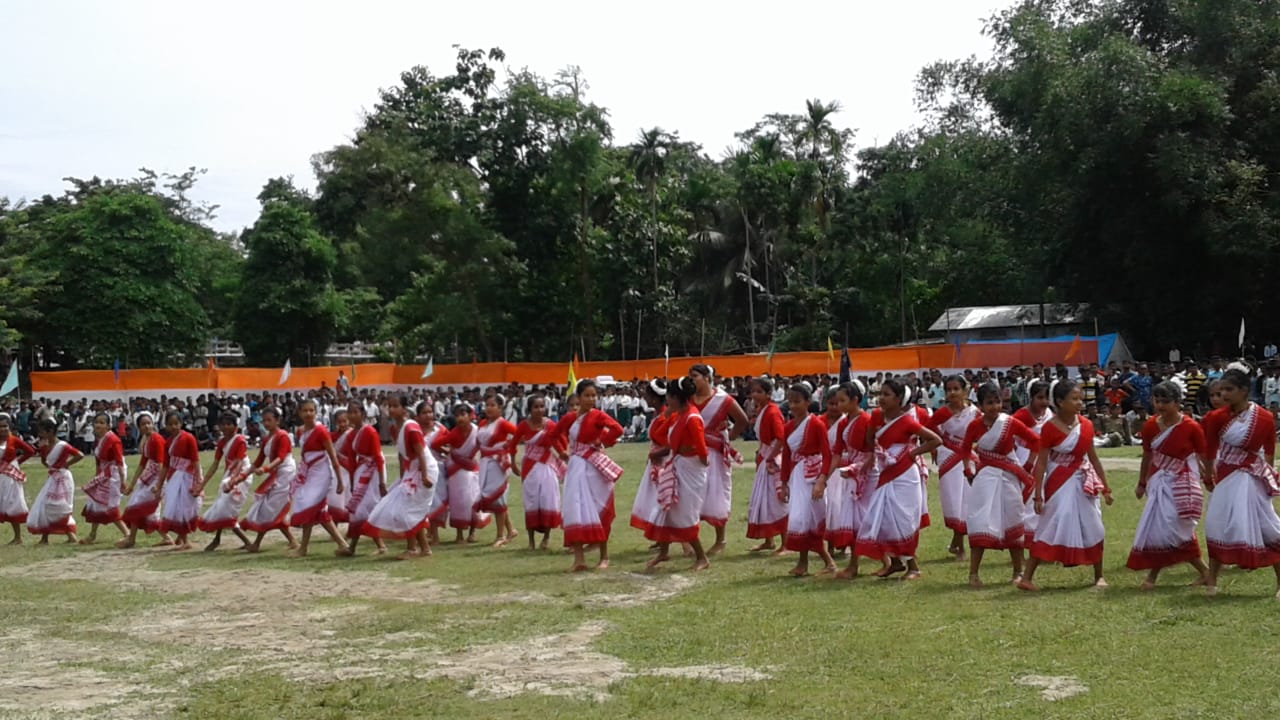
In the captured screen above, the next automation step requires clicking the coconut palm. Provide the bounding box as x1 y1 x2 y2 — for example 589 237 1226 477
628 127 676 287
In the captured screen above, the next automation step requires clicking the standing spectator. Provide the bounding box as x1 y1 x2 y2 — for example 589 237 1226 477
336 370 350 400
1168 347 1181 364
1264 367 1280 409
1182 361 1206 413
1264 342 1278 360
1128 363 1154 412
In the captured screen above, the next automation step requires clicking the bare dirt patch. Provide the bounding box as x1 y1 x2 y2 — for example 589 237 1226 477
0 551 757 715
1015 674 1090 701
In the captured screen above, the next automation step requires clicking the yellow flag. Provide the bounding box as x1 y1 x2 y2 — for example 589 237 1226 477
566 355 578 399
827 336 835 362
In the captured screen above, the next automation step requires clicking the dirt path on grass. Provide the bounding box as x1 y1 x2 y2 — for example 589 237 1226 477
0 552 763 717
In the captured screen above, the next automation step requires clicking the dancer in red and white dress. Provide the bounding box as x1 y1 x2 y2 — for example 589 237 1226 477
157 412 204 550
416 402 449 544
643 376 711 572
1012 380 1053 545
1019 380 1113 591
513 395 567 550
823 383 862 561
328 408 353 525
197 413 253 551
289 399 349 557
911 393 933 531
477 394 519 546
959 384 1038 587
1126 380 1210 588
366 394 438 559
630 380 670 541
336 401 388 557
28 418 83 543
689 363 748 555
430 404 493 544
80 413 128 544
550 378 625 572
782 382 835 577
239 408 299 553
1199 368 1280 597
829 381 872 579
745 377 788 552
0 413 37 543
117 413 169 548
928 375 980 558
854 378 942 580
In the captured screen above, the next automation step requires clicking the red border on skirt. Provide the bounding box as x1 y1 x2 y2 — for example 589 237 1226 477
785 525 827 553
646 523 700 544
1126 539 1201 570
82 507 121 524
526 509 562 532
1030 539 1103 566
0 512 28 524
1207 540 1280 570
27 517 75 535
943 515 967 534
290 503 332 528
197 517 240 532
968 526 1025 550
241 503 292 533
746 517 788 539
824 528 856 549
854 532 920 560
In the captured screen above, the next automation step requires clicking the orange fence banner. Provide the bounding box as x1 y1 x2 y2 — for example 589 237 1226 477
29 339 1101 397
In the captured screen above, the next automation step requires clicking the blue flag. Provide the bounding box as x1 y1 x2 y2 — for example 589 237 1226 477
0 362 17 397
113 358 121 386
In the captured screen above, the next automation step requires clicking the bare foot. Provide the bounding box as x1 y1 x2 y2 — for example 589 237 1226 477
1093 578 1109 589
492 536 511 548
954 552 967 563
374 546 387 556
173 542 192 552
770 547 788 557
595 559 609 570
334 546 354 557
37 537 49 545
65 535 78 544
287 548 308 558
203 539 220 552
7 537 22 545
1188 576 1210 587
1204 585 1219 597
749 541 775 553
114 538 134 549
539 539 550 550
874 561 906 578
904 570 923 581
816 564 837 576
1011 574 1024 586
645 555 671 571
242 545 261 554
466 535 478 544
707 542 727 556
969 575 984 588
835 568 858 580
788 566 808 577
155 538 174 547
567 564 589 573
1016 580 1040 592
78 537 97 545
1138 579 1156 591
691 559 710 572
395 550 422 561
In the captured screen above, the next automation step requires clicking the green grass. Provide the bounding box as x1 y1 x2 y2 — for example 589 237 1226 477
2 443 1279 719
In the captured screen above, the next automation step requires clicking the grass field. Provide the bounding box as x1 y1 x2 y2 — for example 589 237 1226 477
1 444 1278 720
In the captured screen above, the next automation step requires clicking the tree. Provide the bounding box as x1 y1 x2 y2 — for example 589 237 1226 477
232 179 340 366
629 127 676 287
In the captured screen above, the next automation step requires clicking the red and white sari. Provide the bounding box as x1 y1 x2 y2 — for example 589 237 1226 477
695 389 741 528
854 411 924 560
1013 406 1052 544
1201 403 1280 569
553 409 624 546
477 418 517 513
345 424 385 538
422 421 449 529
28 440 81 535
159 430 203 535
366 419 437 540
290 422 334 528
1127 416 1205 570
122 432 166 533
630 412 669 534
241 429 295 533
0 435 35 524
516 418 565 533
963 414 1037 550
199 433 252 531
431 423 491 530
746 403 788 539
642 407 708 543
329 427 354 523
930 404 979 534
1029 419 1105 566
826 411 871 549
82 432 125 524
782 414 831 553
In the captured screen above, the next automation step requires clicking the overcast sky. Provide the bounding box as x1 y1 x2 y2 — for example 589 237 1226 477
1 0 1004 233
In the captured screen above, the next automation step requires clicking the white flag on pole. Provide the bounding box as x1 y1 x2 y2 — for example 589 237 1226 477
1239 318 1246 350
278 359 292 386
421 355 434 379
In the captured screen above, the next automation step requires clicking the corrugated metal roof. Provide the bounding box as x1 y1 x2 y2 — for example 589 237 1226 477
929 304 1090 332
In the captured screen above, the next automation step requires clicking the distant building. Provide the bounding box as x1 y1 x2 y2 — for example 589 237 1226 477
929 304 1091 344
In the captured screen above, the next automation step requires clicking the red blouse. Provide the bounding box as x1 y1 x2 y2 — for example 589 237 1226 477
552 409 623 449
781 414 831 481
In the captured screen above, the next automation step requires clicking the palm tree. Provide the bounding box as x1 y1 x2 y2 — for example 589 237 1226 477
799 99 842 161
629 127 675 287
